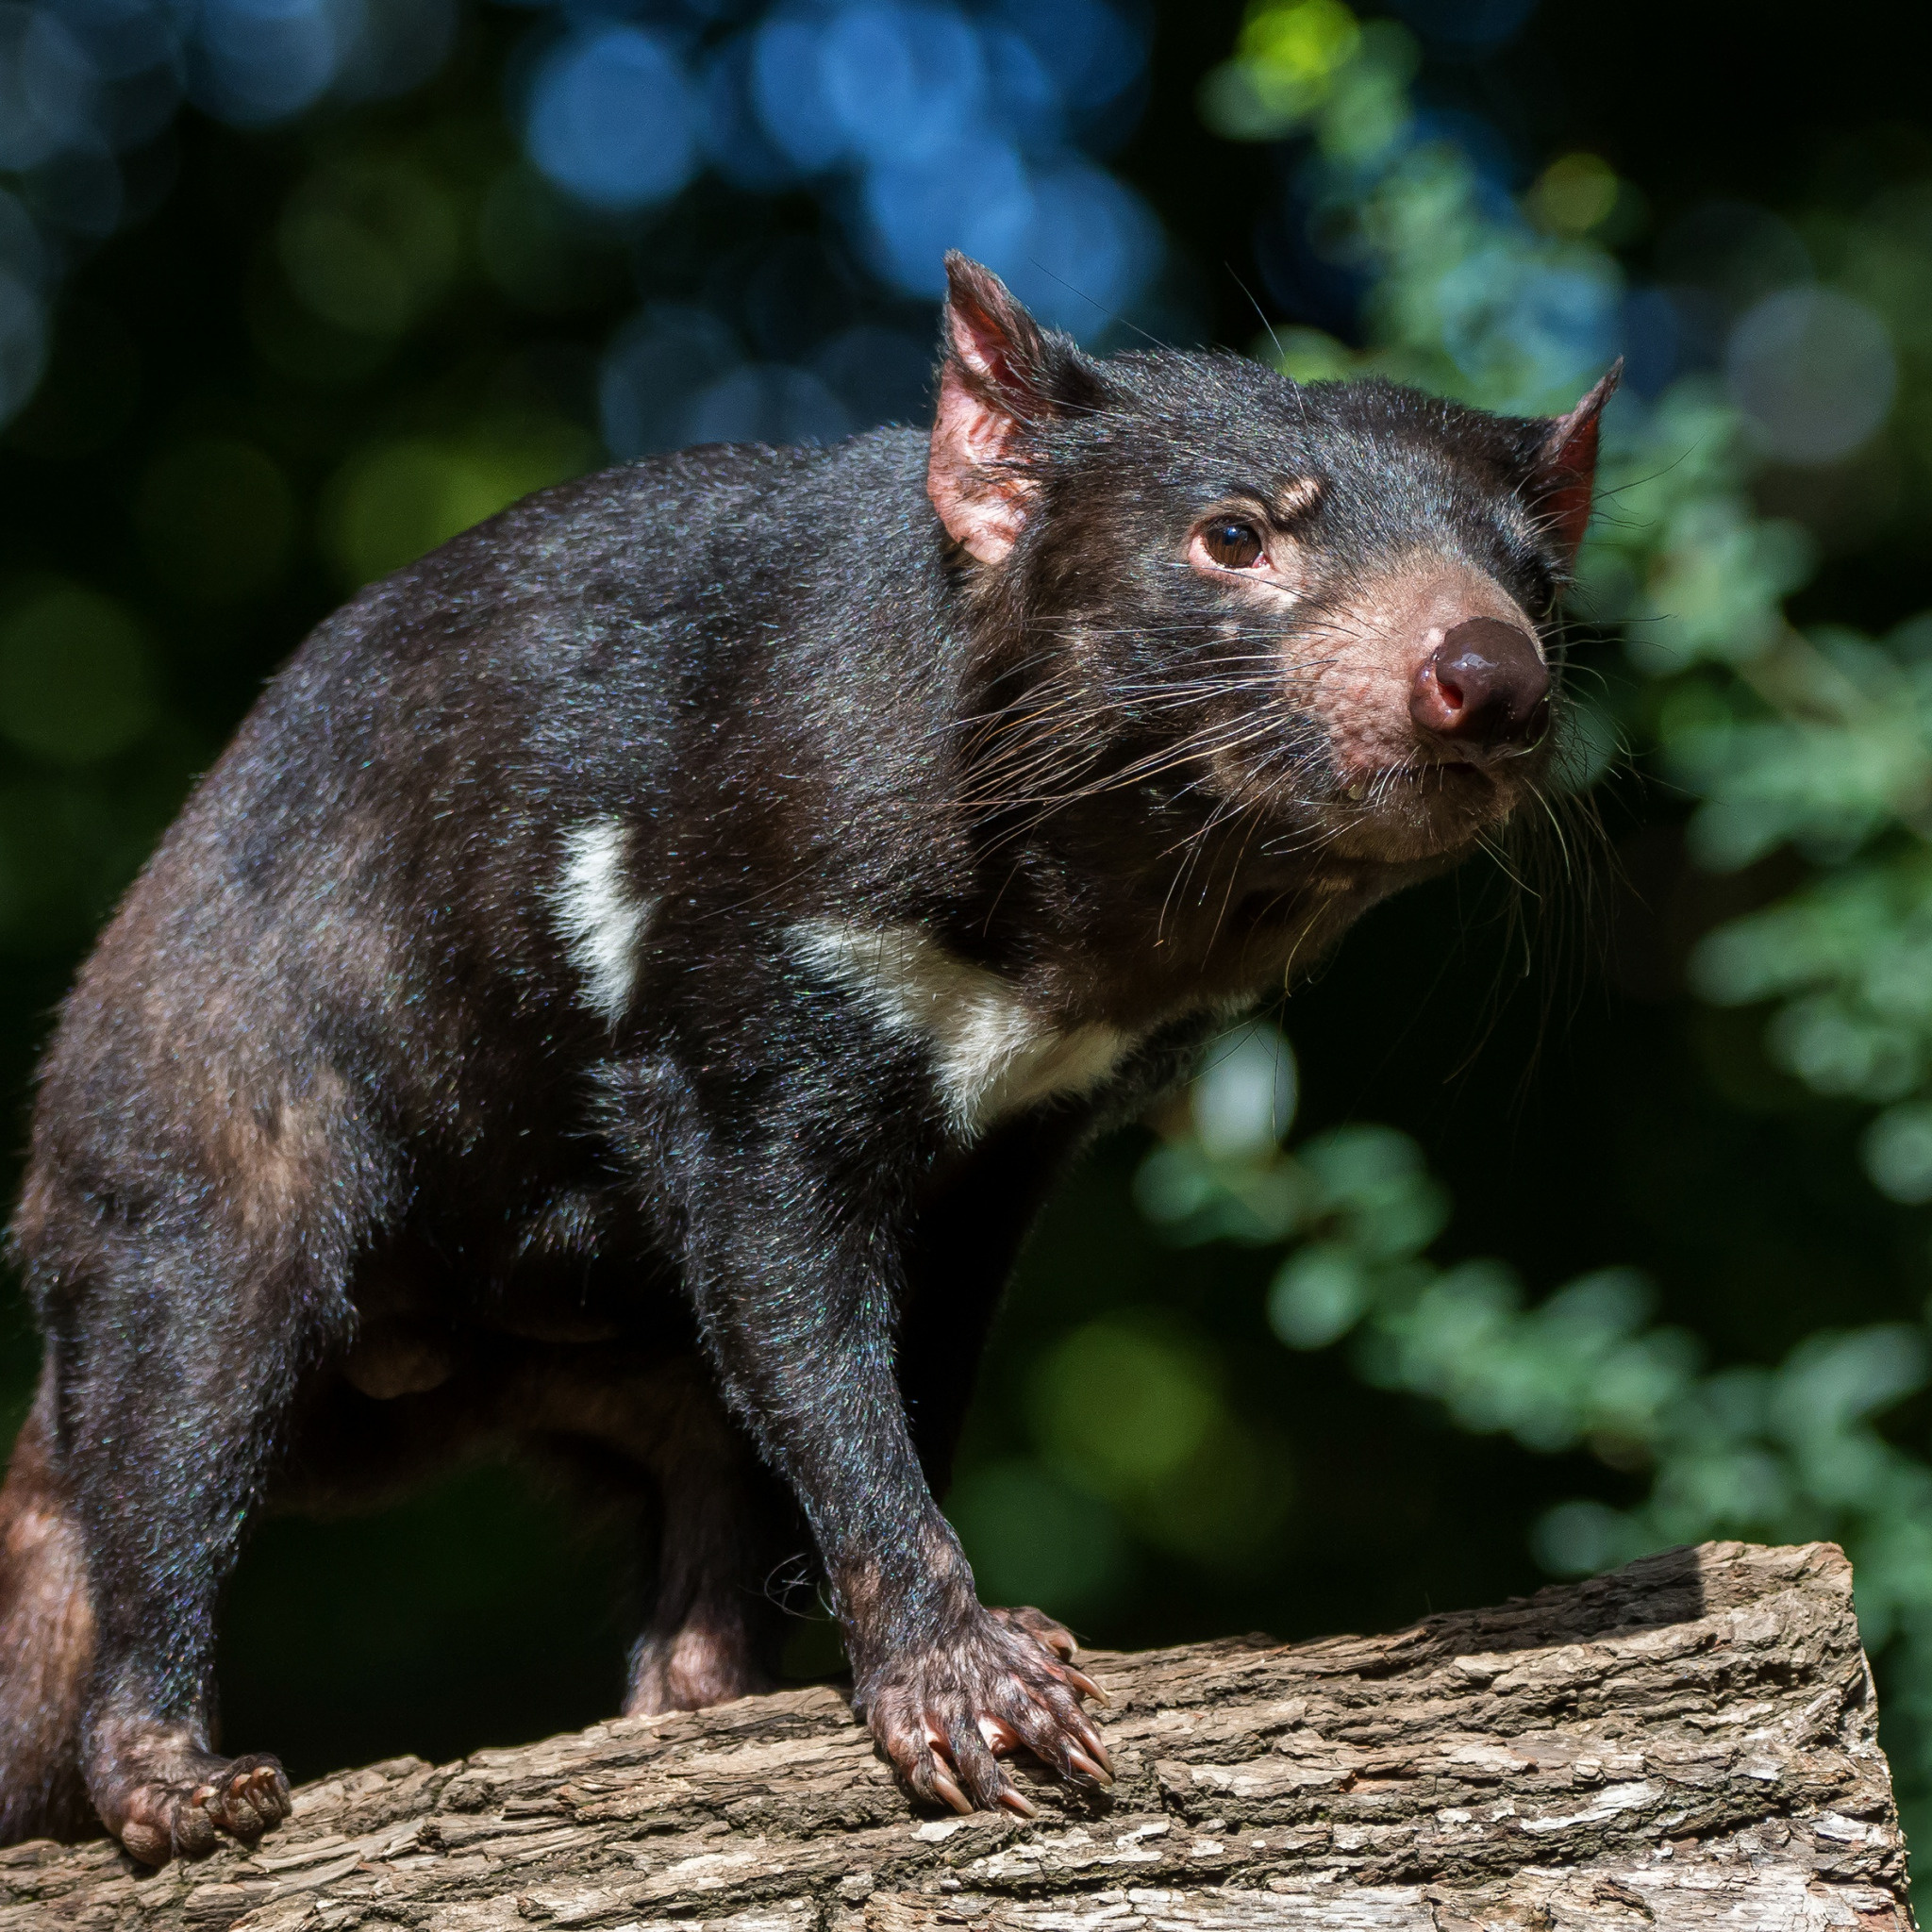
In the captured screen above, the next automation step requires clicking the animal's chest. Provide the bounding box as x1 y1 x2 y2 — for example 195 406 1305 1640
791 921 1134 1136
547 818 1149 1137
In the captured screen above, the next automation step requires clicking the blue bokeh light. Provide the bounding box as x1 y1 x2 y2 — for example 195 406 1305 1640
1 4 101 171
810 323 932 426
988 0 1145 113
1432 242 1623 404
819 3 985 168
685 363 851 446
1617 287 1679 397
316 0 453 108
858 142 1158 333
2 0 1171 442
0 0 473 430
861 133 1035 297
188 0 356 127
700 30 807 190
749 11 850 174
999 158 1160 329
728 0 1162 325
601 306 936 459
600 305 743 458
1409 106 1525 204
527 25 700 212
978 25 1058 147
0 191 47 288
46 0 181 84
591 0 1167 450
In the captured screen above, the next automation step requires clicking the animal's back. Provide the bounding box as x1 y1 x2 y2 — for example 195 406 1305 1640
18 435 919 1246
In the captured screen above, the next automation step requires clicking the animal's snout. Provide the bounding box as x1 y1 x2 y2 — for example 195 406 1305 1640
1409 617 1549 752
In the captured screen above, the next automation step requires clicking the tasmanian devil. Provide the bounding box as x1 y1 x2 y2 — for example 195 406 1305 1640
0 252 1612 1861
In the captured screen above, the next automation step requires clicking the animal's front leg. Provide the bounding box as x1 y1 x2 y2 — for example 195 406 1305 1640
632 1073 1108 1814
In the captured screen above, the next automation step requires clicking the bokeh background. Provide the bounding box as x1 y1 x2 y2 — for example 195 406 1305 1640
10 0 1932 1845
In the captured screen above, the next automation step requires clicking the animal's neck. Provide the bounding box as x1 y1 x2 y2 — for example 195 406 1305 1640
946 793 1385 1030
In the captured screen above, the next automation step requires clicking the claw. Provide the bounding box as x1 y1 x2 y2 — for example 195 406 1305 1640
997 1782 1040 1819
1063 1668 1111 1707
1067 1747 1115 1786
997 1607 1077 1660
980 1713 1020 1748
930 1767 974 1815
1072 1718 1113 1770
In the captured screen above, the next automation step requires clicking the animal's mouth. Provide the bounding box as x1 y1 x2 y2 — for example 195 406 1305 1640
1318 753 1527 862
1337 758 1499 803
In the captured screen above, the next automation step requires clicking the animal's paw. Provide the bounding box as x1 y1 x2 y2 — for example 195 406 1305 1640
108 1752 291 1865
860 1603 1113 1816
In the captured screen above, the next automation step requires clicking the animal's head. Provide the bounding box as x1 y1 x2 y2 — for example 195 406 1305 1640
927 254 1613 890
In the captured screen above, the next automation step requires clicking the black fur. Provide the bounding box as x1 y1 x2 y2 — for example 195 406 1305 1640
0 257 1603 1856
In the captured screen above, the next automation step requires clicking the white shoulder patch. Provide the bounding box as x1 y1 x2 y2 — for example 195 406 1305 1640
552 819 658 1024
791 919 1131 1137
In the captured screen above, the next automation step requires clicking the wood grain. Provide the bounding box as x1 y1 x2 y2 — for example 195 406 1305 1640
0 1541 1909 1930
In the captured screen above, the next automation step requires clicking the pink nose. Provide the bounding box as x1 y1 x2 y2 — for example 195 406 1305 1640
1410 618 1550 749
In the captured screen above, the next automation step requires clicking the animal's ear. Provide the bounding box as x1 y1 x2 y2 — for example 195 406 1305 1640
1525 359 1622 570
927 252 1103 565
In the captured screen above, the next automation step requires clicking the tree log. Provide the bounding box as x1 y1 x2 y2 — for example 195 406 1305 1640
0 1541 1911 1930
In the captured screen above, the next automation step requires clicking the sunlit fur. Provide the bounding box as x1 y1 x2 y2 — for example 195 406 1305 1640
0 258 1604 1856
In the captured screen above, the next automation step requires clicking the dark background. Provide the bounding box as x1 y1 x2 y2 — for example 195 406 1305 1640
3 0 1927 1790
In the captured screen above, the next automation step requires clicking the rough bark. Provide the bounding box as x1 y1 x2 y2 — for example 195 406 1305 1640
0 1541 1911 1930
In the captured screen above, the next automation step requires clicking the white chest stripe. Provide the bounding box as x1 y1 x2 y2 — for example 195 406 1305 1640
552 819 658 1024
791 919 1130 1136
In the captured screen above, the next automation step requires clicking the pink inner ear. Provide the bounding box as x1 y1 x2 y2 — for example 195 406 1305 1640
927 360 1029 565
950 299 1023 396
1538 423 1599 565
1535 361 1620 567
942 254 1051 408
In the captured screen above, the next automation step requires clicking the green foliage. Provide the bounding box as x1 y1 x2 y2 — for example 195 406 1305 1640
1208 0 1932 1182
1166 0 1932 1837
1142 1021 1932 1827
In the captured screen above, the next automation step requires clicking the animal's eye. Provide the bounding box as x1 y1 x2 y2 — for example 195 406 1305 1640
1203 520 1265 570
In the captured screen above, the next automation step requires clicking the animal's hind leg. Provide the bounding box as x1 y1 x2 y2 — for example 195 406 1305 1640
523 1354 795 1715
623 1388 796 1717
52 1222 352 1864
0 1369 96 1843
